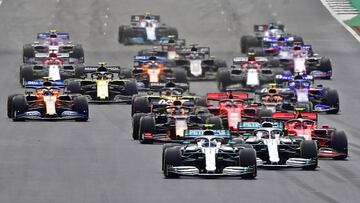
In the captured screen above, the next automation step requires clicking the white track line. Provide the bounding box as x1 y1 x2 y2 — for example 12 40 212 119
320 0 360 42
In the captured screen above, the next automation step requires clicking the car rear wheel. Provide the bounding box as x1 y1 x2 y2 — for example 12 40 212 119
324 89 339 114
132 97 149 116
132 113 147 140
66 81 81 94
206 116 223 130
124 80 138 96
20 66 34 85
217 69 231 92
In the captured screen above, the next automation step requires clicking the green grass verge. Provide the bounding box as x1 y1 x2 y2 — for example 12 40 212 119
345 0 360 26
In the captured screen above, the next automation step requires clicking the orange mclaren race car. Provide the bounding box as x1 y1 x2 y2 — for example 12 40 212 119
7 81 88 121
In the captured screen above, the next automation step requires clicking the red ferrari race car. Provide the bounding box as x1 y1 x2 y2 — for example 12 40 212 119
206 92 272 132
272 111 348 160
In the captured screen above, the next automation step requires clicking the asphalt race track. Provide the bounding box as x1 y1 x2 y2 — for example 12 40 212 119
1 0 360 202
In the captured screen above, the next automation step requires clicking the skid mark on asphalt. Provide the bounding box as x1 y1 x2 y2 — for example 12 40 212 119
283 172 340 203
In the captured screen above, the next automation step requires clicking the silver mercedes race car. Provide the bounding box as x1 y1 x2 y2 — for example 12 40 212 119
162 129 257 178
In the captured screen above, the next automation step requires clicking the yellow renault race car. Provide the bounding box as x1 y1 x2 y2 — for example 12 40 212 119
65 63 138 103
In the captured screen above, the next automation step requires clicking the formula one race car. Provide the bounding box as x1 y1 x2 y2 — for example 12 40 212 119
23 30 84 63
135 38 186 64
162 129 257 178
240 23 303 53
272 112 348 160
20 52 85 86
274 73 339 114
118 13 178 45
238 121 318 169
272 43 332 79
132 56 188 91
131 84 206 116
173 45 227 80
65 63 138 103
217 52 282 92
7 80 88 121
206 92 272 132
133 104 219 143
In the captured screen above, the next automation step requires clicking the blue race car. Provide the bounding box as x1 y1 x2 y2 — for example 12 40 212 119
273 73 339 114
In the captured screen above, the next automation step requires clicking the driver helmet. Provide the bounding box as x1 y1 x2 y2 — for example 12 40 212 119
164 90 172 96
247 51 256 61
144 12 151 20
42 87 54 96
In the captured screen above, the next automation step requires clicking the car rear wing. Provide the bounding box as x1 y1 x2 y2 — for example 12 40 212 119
254 24 285 32
37 32 70 40
183 130 231 139
178 46 210 55
272 112 318 121
159 38 186 46
134 55 167 62
131 15 160 22
207 92 248 101
232 56 268 65
84 66 121 73
238 121 284 130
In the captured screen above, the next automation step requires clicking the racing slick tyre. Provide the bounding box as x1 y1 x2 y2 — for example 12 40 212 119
70 45 84 63
121 69 133 78
206 116 223 130
324 89 339 114
195 97 207 107
239 148 257 179
118 25 126 43
293 36 304 44
331 131 348 160
23 44 35 63
319 57 332 79
73 96 89 121
132 97 150 116
66 81 81 94
74 65 85 78
173 68 188 84
253 47 265 57
12 95 28 121
139 116 155 144
300 140 318 170
163 146 182 178
7 94 18 118
240 35 260 53
214 60 227 69
162 144 181 171
217 69 231 92
124 80 138 96
20 66 34 85
132 113 147 140
258 109 273 121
